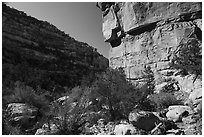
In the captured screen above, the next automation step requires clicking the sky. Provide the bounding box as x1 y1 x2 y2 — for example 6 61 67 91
7 2 110 58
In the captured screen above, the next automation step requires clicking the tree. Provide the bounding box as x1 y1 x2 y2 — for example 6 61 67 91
89 68 144 120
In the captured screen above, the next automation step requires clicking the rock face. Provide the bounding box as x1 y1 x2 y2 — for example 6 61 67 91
98 3 201 81
2 3 108 88
98 1 202 114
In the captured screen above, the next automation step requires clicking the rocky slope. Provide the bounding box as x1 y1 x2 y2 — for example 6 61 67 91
2 3 108 89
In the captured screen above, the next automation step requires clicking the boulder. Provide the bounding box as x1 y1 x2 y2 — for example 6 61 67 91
6 103 38 128
166 105 193 122
114 123 136 135
129 110 160 131
35 123 59 135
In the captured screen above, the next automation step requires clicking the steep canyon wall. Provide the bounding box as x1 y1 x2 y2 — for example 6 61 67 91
98 2 202 95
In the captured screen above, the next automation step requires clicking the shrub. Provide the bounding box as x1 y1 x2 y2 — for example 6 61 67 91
49 86 93 134
4 81 50 109
48 67 153 134
148 92 182 111
89 68 146 120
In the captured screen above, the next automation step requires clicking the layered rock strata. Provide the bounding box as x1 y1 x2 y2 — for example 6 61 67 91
3 4 108 87
98 2 202 93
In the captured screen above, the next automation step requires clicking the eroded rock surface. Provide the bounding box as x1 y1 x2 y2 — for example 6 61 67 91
98 2 202 89
98 3 202 135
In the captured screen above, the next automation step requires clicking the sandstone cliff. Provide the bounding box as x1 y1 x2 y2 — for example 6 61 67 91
98 2 202 94
2 3 108 89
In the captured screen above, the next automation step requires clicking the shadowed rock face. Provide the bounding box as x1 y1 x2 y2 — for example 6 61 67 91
2 4 108 88
98 2 202 90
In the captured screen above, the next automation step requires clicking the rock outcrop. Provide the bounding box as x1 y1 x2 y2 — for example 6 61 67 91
97 2 201 88
2 3 108 89
98 3 202 134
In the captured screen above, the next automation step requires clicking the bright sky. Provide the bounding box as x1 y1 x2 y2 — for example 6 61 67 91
7 2 110 58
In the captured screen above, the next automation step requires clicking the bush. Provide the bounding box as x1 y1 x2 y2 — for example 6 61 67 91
88 68 147 120
4 81 50 109
148 92 182 111
48 67 153 134
49 86 93 134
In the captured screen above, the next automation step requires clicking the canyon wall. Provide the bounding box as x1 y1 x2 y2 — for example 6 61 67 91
98 2 202 96
2 4 108 89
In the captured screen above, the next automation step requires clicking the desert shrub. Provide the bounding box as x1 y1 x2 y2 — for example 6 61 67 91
38 67 157 134
4 81 50 109
148 92 182 111
48 67 151 134
49 86 94 134
88 68 146 120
